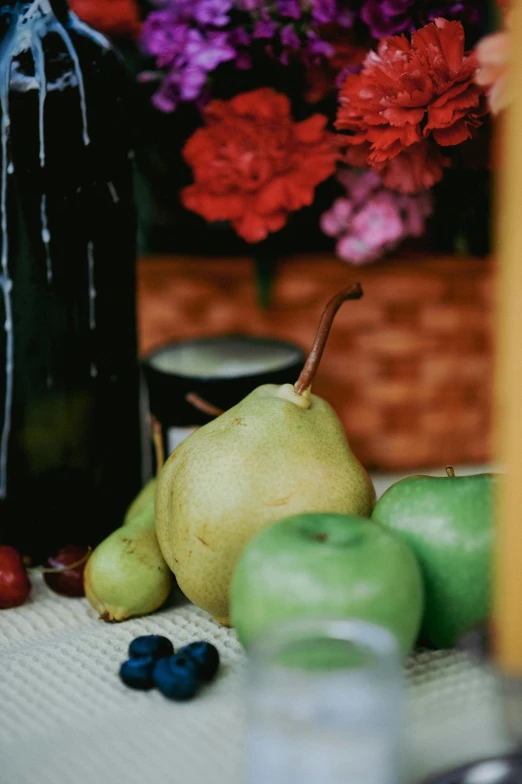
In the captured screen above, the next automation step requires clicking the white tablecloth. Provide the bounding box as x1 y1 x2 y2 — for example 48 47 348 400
0 469 510 784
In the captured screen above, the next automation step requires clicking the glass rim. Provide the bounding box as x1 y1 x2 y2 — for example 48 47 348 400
248 617 401 672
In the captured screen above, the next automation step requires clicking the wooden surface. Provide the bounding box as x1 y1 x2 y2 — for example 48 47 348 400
137 253 494 470
494 0 522 675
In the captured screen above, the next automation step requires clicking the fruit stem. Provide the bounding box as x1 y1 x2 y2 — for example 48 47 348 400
152 415 165 472
185 392 225 418
294 283 363 396
36 547 92 574
446 466 456 477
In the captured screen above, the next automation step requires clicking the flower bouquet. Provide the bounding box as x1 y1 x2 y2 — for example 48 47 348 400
71 0 496 270
70 0 500 467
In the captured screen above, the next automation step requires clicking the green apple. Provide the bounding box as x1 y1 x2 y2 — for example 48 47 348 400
372 468 498 649
230 512 424 656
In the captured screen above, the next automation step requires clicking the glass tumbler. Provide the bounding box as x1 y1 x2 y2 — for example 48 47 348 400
246 618 404 784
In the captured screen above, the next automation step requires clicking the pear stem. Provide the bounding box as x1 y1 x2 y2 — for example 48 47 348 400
446 466 456 477
294 283 363 396
185 392 225 418
152 415 165 472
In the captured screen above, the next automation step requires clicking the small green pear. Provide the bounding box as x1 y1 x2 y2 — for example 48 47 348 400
84 508 173 622
85 418 174 622
156 284 376 626
124 478 156 525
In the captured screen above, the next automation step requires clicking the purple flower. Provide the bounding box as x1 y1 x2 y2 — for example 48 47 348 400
381 0 413 15
336 4 357 27
228 27 252 68
277 0 301 20
359 0 484 38
151 64 202 112
141 5 235 113
235 0 264 8
151 63 206 111
179 66 208 101
141 0 364 115
360 0 415 37
303 31 334 66
280 25 300 49
320 168 433 265
152 85 179 113
235 50 253 68
184 29 235 71
253 19 278 38
421 1 481 27
229 27 251 47
192 0 233 28
311 0 338 25
164 0 193 22
141 11 187 67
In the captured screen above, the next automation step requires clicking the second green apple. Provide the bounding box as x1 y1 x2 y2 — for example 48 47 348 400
372 468 499 649
230 512 424 655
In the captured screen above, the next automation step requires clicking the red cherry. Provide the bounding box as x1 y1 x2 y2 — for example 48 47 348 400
43 545 90 597
0 545 31 609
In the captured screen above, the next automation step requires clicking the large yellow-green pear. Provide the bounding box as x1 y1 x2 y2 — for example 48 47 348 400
156 284 376 626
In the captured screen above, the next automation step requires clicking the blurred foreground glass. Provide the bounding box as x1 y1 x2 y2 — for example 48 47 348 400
247 619 404 784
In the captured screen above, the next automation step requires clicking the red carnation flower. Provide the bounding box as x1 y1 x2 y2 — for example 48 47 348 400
70 0 141 40
336 18 486 194
305 26 368 103
181 88 338 243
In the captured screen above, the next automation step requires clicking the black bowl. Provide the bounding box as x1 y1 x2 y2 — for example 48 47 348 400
422 753 522 784
142 334 306 460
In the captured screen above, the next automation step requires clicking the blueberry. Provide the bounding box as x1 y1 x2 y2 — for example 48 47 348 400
128 635 174 661
153 654 201 701
119 656 155 690
178 641 220 683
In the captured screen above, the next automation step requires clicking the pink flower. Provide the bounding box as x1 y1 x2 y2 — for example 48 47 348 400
337 235 380 264
320 168 433 264
352 193 405 247
320 198 353 236
337 168 382 206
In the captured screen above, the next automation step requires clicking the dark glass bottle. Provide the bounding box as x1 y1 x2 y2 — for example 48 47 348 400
0 0 142 561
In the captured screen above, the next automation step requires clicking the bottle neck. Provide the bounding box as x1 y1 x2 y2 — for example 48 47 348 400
0 0 68 18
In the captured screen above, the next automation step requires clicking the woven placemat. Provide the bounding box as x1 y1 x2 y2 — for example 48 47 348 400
0 574 511 784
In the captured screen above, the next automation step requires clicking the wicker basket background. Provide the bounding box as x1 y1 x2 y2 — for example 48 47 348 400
137 253 494 471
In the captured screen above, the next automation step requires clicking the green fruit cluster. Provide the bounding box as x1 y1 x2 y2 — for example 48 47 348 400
84 479 173 622
84 284 495 658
